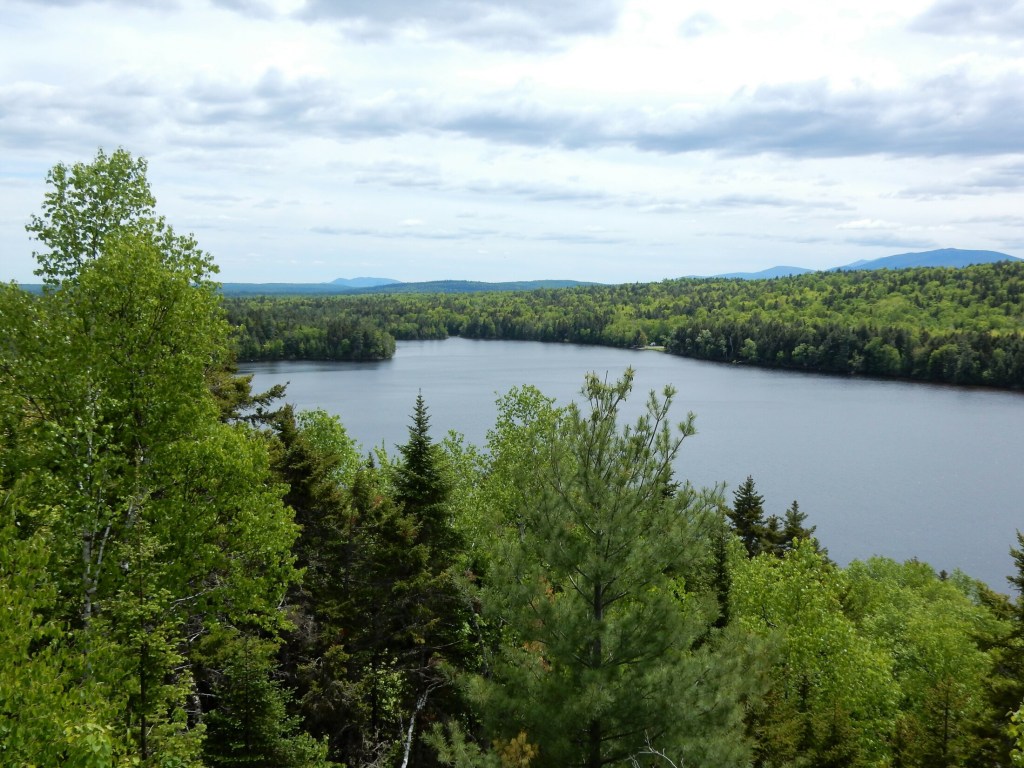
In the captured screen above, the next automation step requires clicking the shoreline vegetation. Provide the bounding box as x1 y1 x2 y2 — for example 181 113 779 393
225 260 1024 390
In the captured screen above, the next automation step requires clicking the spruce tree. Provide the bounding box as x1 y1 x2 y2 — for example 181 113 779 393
199 630 329 768
394 392 461 556
277 397 473 766
729 475 767 557
782 500 813 546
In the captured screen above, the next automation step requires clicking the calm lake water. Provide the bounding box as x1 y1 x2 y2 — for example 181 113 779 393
242 337 1024 590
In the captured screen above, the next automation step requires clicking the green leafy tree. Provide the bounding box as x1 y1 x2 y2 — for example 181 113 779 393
733 542 899 767
26 147 157 283
471 369 753 768
0 506 127 766
1 149 301 765
845 558 1002 767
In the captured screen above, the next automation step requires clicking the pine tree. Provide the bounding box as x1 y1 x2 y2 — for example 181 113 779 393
473 370 754 768
199 629 329 768
391 394 472 766
762 514 785 557
275 398 473 767
782 501 813 545
780 500 824 556
394 392 461 557
729 475 767 557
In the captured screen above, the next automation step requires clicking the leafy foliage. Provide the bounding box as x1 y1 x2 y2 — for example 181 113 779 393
223 262 1024 387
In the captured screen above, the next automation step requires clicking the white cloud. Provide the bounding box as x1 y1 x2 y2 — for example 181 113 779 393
1 0 1022 284
837 219 901 230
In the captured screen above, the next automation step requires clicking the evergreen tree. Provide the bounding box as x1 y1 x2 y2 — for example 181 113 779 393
273 399 473 767
782 500 814 546
391 394 472 766
762 514 785 557
779 500 825 557
472 370 754 768
729 475 767 557
199 629 329 768
394 392 461 556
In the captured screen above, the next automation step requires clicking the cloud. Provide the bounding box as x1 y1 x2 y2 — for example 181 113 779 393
8 64 1021 165
181 192 249 203
628 73 1024 158
353 160 444 190
697 193 851 211
349 162 850 215
461 179 611 204
895 160 1024 199
958 214 1024 226
837 219 901 230
679 12 720 38
842 233 937 249
12 0 171 6
310 221 628 246
910 0 1024 38
416 72 1024 160
293 0 623 48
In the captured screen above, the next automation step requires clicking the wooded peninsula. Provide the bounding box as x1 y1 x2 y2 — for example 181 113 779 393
226 261 1024 389
4 149 1024 768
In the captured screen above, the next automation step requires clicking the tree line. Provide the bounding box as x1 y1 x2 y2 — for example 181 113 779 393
5 149 1024 768
224 263 1024 388
227 296 396 361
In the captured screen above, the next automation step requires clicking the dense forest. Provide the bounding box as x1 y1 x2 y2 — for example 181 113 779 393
225 262 1024 388
5 149 1024 768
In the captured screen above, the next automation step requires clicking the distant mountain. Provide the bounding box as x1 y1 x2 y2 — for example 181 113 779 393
703 248 1019 280
330 276 400 288
221 282 363 296
348 279 597 295
219 278 596 297
713 266 813 279
833 248 1019 272
213 248 1022 296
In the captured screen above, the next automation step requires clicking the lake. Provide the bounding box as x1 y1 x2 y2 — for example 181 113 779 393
241 337 1024 591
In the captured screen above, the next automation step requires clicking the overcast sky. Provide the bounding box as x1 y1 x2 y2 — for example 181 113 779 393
2 0 1023 284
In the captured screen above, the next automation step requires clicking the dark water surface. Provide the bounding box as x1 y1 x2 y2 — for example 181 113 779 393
242 338 1024 590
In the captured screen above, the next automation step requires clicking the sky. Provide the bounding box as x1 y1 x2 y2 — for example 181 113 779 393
2 0 1024 284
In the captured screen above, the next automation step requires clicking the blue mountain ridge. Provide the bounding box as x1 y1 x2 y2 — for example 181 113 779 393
712 266 814 279
831 248 1017 272
708 248 1019 280
329 276 401 288
198 248 1024 296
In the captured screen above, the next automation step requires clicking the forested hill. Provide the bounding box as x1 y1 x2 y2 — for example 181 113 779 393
225 260 1024 388
219 278 594 296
